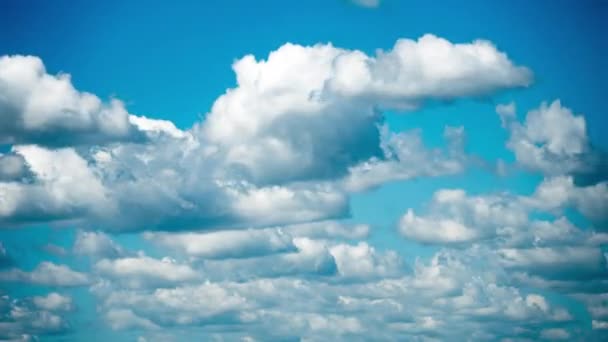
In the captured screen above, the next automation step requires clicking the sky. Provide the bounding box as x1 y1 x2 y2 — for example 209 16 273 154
0 0 607 341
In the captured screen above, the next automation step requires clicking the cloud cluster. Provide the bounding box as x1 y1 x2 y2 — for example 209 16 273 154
0 35 529 232
2 33 605 341
0 292 72 340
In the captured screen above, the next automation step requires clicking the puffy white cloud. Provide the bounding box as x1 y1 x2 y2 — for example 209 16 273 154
0 145 111 223
105 309 160 330
499 100 605 178
145 228 296 259
434 280 571 322
286 221 370 240
0 35 530 231
199 34 529 185
0 262 89 286
398 174 608 246
101 282 248 327
343 126 467 192
95 255 199 288
0 293 70 339
540 328 570 340
398 188 527 244
0 55 144 146
497 246 606 280
526 176 608 222
88 247 576 340
32 293 72 311
329 242 403 279
73 230 124 258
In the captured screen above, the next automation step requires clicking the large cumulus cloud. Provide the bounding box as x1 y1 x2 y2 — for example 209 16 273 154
0 34 531 231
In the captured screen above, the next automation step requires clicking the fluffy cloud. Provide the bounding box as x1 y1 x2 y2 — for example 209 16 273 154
0 293 70 340
343 126 467 192
32 292 73 311
499 100 606 179
105 308 160 330
398 174 608 246
329 242 403 279
6 33 601 340
0 262 89 286
398 188 526 245
199 34 530 185
100 283 248 327
526 176 608 222
73 230 124 258
0 145 111 224
0 55 145 146
0 35 530 231
88 248 574 340
95 255 199 288
145 229 296 259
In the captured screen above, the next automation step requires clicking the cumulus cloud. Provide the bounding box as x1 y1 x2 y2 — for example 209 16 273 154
343 126 467 192
145 229 296 259
525 176 608 222
0 55 146 146
73 230 124 258
497 246 607 280
95 255 199 288
499 100 606 180
32 293 73 311
0 293 70 340
398 188 526 245
199 34 530 185
0 35 530 231
100 282 248 327
105 308 160 330
88 248 575 340
0 145 111 224
0 262 89 286
6 34 601 341
398 174 608 246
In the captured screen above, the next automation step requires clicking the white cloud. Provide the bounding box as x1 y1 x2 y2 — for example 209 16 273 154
398 188 527 244
526 176 608 222
343 126 467 192
0 262 89 286
0 55 143 146
73 230 124 258
286 221 370 240
540 328 570 340
101 282 248 327
499 100 603 177
95 255 199 288
497 246 606 279
105 309 160 330
0 145 111 223
32 293 72 311
0 36 531 231
146 228 295 259
0 293 69 339
329 242 403 279
199 34 529 185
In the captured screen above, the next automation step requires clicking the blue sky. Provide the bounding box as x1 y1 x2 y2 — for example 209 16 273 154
0 0 607 341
